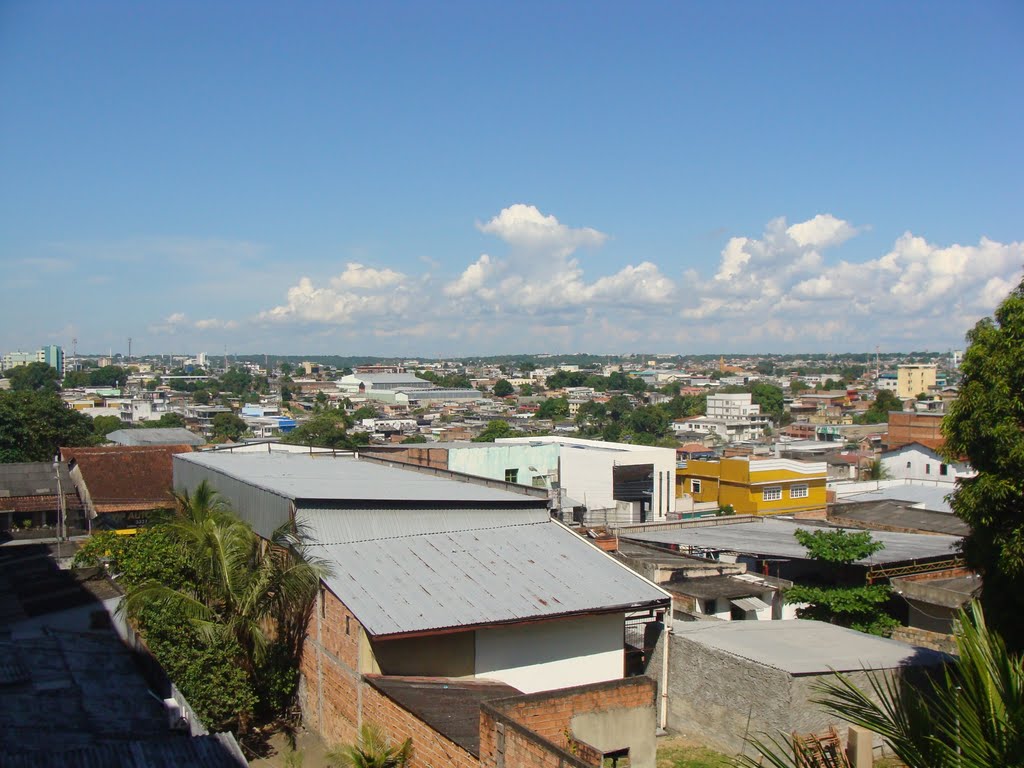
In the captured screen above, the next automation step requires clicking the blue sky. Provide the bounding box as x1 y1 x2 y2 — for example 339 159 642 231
2 2 1022 357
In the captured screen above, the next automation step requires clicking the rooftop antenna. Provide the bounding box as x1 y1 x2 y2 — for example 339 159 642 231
127 337 132 362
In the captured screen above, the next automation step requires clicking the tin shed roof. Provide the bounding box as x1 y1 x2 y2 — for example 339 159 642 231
301 510 669 637
176 451 541 505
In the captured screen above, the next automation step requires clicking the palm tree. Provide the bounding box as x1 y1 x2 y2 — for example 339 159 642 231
327 723 412 768
121 482 327 723
736 602 1024 768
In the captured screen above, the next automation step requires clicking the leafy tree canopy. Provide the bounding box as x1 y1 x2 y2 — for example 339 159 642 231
787 528 897 636
855 389 903 424
473 419 516 442
143 412 187 429
943 276 1024 649
0 391 96 462
6 362 60 392
210 412 247 442
92 414 123 438
493 379 514 397
535 396 570 420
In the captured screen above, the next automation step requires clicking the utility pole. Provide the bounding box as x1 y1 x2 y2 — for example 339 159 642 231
128 337 132 362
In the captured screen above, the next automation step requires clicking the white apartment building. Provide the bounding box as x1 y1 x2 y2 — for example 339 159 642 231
706 393 761 419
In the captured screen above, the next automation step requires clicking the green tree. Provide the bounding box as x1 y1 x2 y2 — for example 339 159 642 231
283 411 358 449
786 528 898 636
352 405 377 422
493 379 514 397
121 482 326 731
327 722 412 768
535 396 569 420
400 434 427 444
92 414 124 439
218 367 254 395
739 603 1024 768
279 362 293 376
63 369 91 388
855 390 903 424
89 365 128 388
867 458 891 481
210 412 247 442
6 362 60 392
519 383 534 396
473 419 515 442
943 277 1024 650
144 412 187 429
0 391 96 462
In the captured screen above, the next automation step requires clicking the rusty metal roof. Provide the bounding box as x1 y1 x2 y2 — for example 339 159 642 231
302 511 670 637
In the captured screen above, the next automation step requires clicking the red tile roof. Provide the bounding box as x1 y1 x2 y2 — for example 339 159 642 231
60 445 193 512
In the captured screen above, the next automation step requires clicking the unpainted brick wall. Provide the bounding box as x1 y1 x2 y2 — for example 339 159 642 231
479 708 598 768
361 681 478 768
493 677 656 745
478 678 657 768
300 586 365 748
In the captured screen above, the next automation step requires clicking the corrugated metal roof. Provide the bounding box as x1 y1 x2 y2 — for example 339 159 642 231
106 428 206 447
0 462 73 497
177 452 542 505
298 504 551 544
620 518 960 566
304 514 669 637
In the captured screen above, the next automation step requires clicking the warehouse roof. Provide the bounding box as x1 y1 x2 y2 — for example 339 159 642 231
672 619 948 675
106 428 206 447
620 518 960 565
176 451 541 505
300 508 669 637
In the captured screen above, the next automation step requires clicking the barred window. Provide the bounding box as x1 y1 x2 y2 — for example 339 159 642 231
790 484 809 499
763 487 782 502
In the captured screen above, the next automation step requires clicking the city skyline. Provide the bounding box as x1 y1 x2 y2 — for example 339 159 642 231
2 3 1022 355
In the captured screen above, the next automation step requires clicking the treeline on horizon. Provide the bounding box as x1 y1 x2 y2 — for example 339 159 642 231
88 350 951 369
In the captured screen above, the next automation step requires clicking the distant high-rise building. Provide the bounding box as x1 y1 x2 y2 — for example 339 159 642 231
897 364 937 399
1 344 64 374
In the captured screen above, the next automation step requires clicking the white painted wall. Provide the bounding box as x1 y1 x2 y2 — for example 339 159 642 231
474 613 624 693
881 444 974 484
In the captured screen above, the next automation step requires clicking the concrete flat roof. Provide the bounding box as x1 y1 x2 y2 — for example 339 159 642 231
175 451 541 505
620 518 960 566
672 619 948 675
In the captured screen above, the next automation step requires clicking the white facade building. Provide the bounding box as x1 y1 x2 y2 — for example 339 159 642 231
881 443 975 485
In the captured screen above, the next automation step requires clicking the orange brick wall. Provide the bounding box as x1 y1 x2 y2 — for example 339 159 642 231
479 708 597 768
362 681 478 768
495 677 656 743
887 412 943 447
478 678 657 768
300 587 368 748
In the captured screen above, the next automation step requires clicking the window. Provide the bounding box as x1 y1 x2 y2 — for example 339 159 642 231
906 461 912 469
940 463 948 476
763 487 782 502
691 479 702 494
926 464 931 475
790 484 809 499
504 468 519 483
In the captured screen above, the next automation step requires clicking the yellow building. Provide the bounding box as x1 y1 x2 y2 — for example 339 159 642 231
897 364 937 399
676 457 827 516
